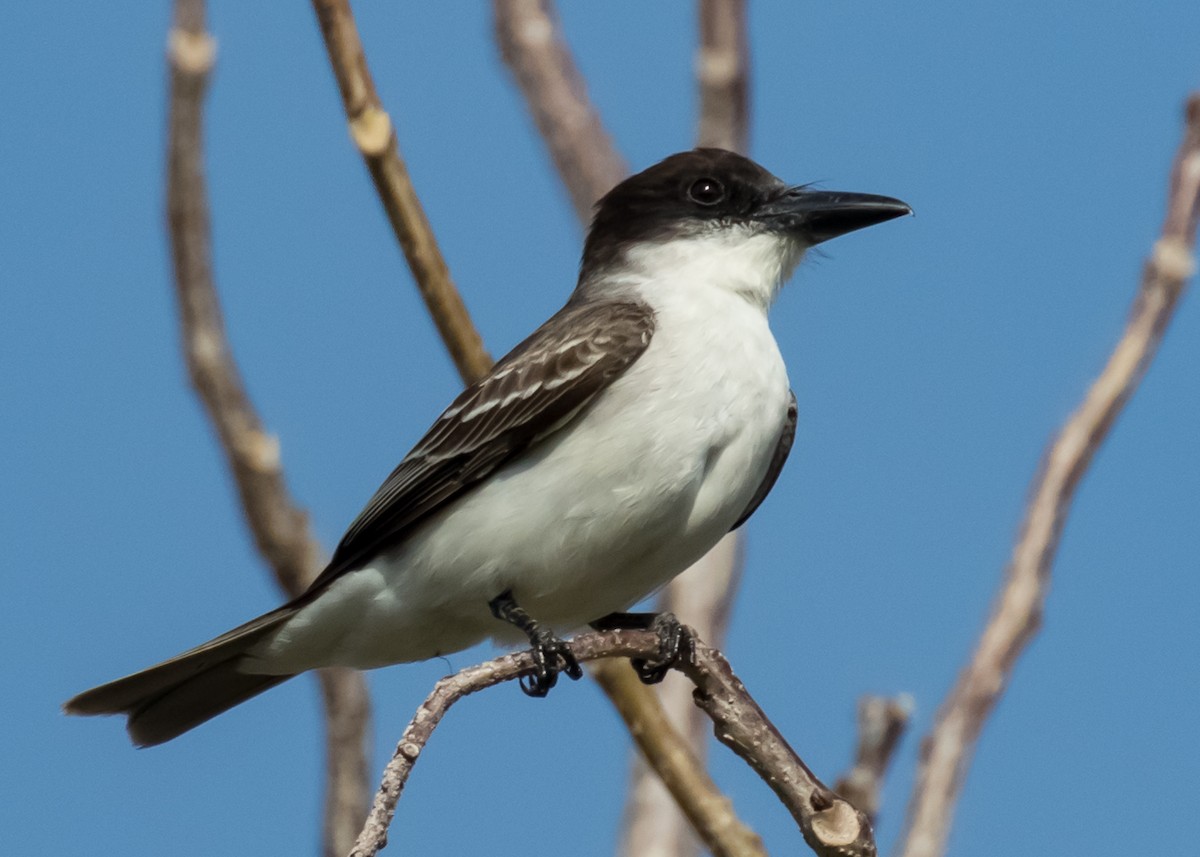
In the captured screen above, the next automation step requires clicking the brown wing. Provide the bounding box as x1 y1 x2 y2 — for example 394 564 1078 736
306 299 656 592
730 390 797 531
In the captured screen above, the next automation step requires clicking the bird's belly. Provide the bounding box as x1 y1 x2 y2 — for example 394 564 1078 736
257 298 790 672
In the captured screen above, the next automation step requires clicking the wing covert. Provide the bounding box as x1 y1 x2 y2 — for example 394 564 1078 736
307 300 655 591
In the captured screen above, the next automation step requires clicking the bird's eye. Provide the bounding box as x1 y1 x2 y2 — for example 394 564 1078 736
687 177 726 206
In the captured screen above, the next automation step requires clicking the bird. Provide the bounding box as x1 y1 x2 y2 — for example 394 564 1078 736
65 148 909 746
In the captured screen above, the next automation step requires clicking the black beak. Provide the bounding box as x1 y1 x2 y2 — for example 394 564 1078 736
758 188 911 245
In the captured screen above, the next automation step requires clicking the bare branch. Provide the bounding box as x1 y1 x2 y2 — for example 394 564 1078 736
696 0 750 152
493 0 629 219
165 6 370 856
682 643 875 857
833 695 912 824
351 630 875 857
619 534 745 857
898 94 1200 857
310 0 492 385
618 1 752 845
593 657 766 857
167 1 320 598
318 667 374 857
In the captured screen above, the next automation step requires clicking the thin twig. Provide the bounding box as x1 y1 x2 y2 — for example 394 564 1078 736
165 6 371 856
696 0 750 153
310 0 492 385
833 695 912 824
897 94 1200 857
493 0 629 220
351 630 875 857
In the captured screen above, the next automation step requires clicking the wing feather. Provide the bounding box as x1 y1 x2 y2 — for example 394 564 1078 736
730 390 797 531
306 300 655 591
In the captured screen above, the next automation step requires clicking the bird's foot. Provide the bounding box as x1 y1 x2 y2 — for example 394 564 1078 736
589 610 693 684
489 590 582 698
631 612 691 684
522 625 583 697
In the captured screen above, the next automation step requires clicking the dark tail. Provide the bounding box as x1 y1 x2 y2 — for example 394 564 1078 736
65 604 300 746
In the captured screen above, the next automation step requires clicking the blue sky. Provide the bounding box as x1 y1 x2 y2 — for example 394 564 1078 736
3 3 1198 856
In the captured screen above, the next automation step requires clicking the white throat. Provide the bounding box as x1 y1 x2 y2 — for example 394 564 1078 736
609 226 806 312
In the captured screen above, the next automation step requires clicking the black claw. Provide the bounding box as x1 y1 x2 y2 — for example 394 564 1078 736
590 611 693 685
519 627 581 696
516 672 552 696
489 590 581 698
560 648 584 681
520 634 554 697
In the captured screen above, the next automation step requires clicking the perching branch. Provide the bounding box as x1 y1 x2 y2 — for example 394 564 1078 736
310 0 492 385
897 94 1200 857
833 695 912 825
351 630 876 857
165 4 371 856
493 0 630 221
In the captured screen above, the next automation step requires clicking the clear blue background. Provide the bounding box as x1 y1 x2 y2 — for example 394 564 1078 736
3 3 1197 855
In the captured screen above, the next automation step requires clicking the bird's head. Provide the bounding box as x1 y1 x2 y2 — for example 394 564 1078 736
579 148 910 308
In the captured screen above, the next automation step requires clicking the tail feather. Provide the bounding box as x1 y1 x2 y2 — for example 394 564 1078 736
65 604 301 746
128 664 293 747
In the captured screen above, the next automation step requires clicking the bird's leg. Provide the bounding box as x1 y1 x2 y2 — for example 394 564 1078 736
589 611 693 684
489 590 583 697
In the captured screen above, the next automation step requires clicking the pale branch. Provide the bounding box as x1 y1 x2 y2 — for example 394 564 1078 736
593 654 766 857
680 642 875 857
310 0 492 385
897 94 1200 857
167 0 319 598
833 696 912 824
319 666 374 857
696 0 750 153
351 630 875 857
616 707 708 857
619 1 752 847
621 534 746 857
166 5 371 856
493 0 630 220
